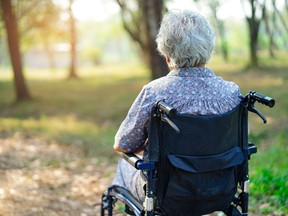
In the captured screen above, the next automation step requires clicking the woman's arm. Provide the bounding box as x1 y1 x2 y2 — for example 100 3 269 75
113 86 152 153
113 139 147 153
113 143 129 153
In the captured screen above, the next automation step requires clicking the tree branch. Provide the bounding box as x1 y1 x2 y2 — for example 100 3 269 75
272 0 288 33
115 0 144 48
16 0 42 20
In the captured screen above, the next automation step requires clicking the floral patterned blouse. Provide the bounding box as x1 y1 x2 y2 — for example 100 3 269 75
115 67 242 153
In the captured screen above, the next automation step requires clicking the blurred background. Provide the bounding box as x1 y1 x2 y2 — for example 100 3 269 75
0 0 287 215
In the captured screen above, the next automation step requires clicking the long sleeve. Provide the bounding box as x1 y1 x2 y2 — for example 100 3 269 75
114 85 153 152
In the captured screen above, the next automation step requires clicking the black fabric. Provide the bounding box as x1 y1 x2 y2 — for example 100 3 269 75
147 105 161 162
168 146 244 173
151 104 246 216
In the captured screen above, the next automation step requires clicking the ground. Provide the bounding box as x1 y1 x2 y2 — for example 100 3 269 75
0 133 270 216
0 134 246 216
0 133 114 216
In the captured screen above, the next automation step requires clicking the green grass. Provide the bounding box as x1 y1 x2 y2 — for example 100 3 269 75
0 53 287 214
0 63 149 160
249 131 288 214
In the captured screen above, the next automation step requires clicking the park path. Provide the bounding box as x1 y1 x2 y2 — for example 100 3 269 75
0 132 115 216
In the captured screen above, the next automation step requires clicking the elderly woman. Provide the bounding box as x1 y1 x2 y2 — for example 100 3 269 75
112 10 242 201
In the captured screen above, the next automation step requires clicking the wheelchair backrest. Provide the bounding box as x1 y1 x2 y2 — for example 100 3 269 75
148 104 247 215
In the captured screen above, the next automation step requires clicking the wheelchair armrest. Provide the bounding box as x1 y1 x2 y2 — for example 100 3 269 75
122 153 156 170
122 153 142 169
244 143 257 160
248 143 257 155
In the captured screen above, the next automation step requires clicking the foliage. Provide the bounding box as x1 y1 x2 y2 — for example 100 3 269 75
77 18 138 64
16 0 68 51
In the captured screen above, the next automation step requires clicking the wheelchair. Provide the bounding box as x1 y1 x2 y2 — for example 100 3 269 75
101 91 275 216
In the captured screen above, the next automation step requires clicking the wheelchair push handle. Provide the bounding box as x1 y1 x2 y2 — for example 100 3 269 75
244 91 275 124
156 101 180 133
249 91 275 108
156 101 177 116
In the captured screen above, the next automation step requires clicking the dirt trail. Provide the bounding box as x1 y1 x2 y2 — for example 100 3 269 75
0 133 115 216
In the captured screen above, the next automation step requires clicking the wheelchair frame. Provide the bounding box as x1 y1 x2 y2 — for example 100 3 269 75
101 91 275 216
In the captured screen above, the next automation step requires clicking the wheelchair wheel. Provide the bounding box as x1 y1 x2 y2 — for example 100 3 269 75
101 187 141 216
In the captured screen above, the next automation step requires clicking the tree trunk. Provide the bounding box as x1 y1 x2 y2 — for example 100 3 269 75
43 38 56 70
218 23 229 62
116 0 168 80
1 0 31 101
263 3 275 58
209 0 229 62
272 0 288 33
247 17 260 68
67 0 78 79
242 0 263 68
141 0 168 79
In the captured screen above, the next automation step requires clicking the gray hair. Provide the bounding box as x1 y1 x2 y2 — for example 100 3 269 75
156 10 215 69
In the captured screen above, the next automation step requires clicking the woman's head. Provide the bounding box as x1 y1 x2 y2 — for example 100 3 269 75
156 10 215 69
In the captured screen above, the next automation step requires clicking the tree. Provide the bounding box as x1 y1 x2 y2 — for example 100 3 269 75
271 0 288 33
18 0 65 70
67 0 78 79
263 0 276 57
0 0 31 101
16 0 76 76
271 0 288 50
241 0 265 67
116 0 168 80
207 0 229 61
255 0 288 58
